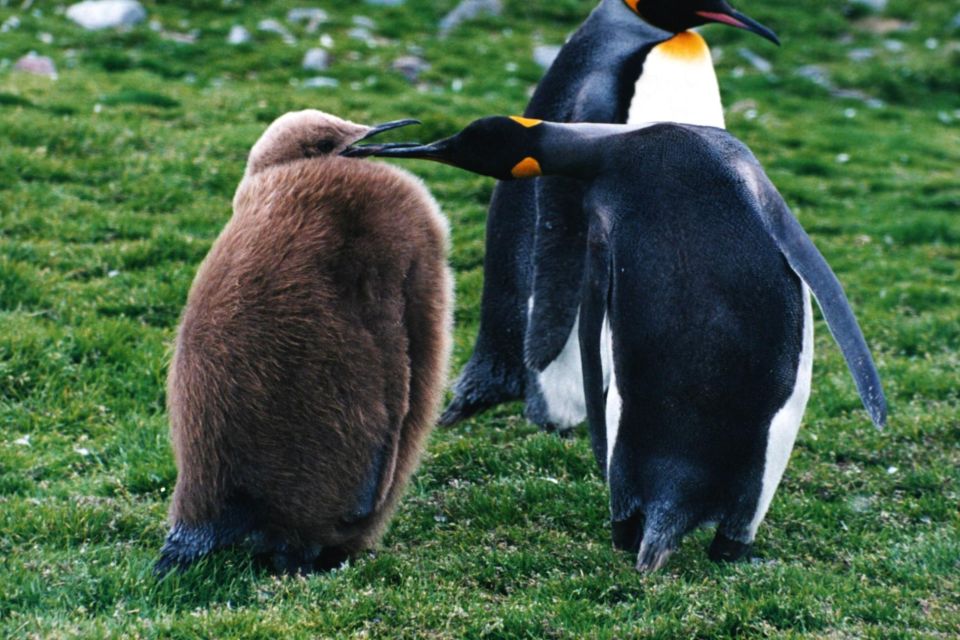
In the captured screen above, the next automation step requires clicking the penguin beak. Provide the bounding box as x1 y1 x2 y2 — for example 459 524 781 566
357 118 422 142
697 5 780 46
342 139 451 162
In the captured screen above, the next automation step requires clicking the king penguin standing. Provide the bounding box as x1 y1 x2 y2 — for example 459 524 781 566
440 0 780 430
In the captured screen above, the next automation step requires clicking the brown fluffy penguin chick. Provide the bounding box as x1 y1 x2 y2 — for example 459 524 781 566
155 110 452 576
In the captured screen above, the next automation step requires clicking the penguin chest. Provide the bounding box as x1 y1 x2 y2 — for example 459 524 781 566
627 31 725 129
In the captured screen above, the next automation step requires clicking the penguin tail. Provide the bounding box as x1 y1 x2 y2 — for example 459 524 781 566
154 508 255 576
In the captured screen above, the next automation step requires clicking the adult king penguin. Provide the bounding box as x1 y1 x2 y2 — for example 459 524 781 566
439 0 779 432
345 115 886 571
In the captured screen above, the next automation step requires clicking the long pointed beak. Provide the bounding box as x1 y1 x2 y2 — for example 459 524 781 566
696 8 780 46
342 140 449 160
358 118 422 142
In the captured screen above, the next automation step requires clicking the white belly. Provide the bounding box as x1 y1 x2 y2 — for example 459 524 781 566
747 285 814 538
534 305 613 429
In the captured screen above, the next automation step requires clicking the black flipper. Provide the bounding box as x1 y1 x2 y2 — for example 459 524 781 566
751 173 887 428
154 504 255 576
578 217 613 476
440 180 533 426
525 71 626 371
341 437 397 526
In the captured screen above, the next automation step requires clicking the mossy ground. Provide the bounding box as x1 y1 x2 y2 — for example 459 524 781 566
1 0 958 637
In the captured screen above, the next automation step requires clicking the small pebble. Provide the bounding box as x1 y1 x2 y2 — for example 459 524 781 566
1 15 20 32
439 0 502 37
227 25 251 45
738 47 772 73
301 76 339 89
258 18 295 45
391 55 429 82
66 0 146 30
287 8 328 23
14 52 57 78
302 47 330 71
352 15 376 29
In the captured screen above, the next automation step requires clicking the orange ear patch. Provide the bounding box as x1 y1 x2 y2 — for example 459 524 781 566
511 157 542 178
510 116 543 128
656 31 710 61
623 0 641 14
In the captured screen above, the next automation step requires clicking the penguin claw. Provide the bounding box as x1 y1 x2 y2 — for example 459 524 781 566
708 533 753 563
635 543 674 573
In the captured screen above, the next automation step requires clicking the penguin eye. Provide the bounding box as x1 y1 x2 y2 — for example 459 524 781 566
304 139 337 157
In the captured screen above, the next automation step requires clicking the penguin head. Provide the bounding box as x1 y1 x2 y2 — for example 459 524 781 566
343 116 546 181
621 0 779 45
246 109 420 176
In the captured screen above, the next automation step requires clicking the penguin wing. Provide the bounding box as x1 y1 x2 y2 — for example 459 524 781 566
525 178 589 370
749 169 887 428
578 217 613 475
524 71 629 370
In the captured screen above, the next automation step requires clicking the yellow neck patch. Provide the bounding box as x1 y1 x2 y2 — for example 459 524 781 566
656 31 710 62
511 157 542 178
510 116 543 128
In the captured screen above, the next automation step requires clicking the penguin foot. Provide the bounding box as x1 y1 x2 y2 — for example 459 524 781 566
154 513 252 577
254 543 351 575
538 422 576 439
635 540 675 573
314 546 351 572
255 543 321 576
708 533 753 563
611 512 644 553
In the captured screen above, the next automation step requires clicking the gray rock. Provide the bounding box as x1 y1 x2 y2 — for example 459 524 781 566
348 27 372 41
391 54 429 82
795 65 883 109
14 51 57 78
737 47 772 73
882 39 904 52
287 8 328 23
439 0 502 37
847 48 874 61
365 0 405 5
794 65 831 88
301 76 340 89
227 25 251 45
352 16 376 29
1 15 20 32
258 18 295 44
66 0 146 30
533 45 560 70
302 47 330 71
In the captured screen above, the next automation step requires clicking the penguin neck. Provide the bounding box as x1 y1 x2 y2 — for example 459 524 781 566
534 123 626 180
627 30 726 129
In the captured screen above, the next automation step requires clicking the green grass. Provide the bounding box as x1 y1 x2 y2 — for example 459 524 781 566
1 0 958 637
